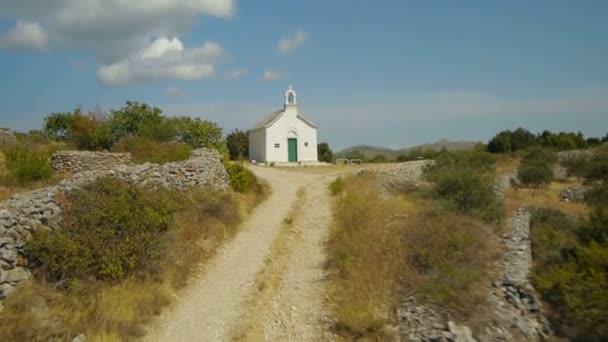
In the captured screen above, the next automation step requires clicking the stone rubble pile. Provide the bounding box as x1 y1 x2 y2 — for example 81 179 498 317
559 186 588 202
50 151 132 173
0 129 18 146
371 160 431 180
556 149 594 163
0 148 229 299
481 209 552 341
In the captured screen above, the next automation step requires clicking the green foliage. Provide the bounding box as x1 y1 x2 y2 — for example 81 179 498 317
173 116 226 151
488 128 536 153
28 177 182 282
530 208 608 339
328 177 345 195
517 147 555 191
224 162 257 193
2 145 54 184
370 154 388 163
317 142 333 163
43 112 75 140
585 183 608 207
424 150 501 222
109 101 173 142
113 137 191 164
434 169 502 221
39 102 227 154
488 128 589 153
396 148 437 162
226 129 249 160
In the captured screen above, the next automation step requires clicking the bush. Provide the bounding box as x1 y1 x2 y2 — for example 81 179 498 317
328 177 345 195
433 169 502 222
113 137 191 164
226 129 249 160
425 150 496 180
318 142 334 163
224 162 258 193
530 208 608 339
28 177 182 282
517 147 555 192
424 150 501 222
2 145 54 184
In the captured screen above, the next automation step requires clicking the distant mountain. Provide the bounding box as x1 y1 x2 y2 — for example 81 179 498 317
335 139 478 160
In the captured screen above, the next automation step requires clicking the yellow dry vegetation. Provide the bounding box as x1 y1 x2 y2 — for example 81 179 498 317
0 182 268 341
503 177 590 217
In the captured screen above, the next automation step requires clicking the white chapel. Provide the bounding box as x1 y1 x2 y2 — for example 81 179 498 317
248 86 318 163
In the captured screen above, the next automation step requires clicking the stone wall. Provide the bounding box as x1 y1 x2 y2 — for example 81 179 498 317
0 129 17 146
0 148 229 299
50 151 132 173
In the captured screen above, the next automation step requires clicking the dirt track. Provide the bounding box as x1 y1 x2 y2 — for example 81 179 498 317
145 166 343 342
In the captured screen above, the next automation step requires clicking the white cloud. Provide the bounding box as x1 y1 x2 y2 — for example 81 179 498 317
97 37 225 86
0 0 235 60
224 68 247 79
0 21 49 51
277 31 310 54
167 85 189 98
261 70 288 81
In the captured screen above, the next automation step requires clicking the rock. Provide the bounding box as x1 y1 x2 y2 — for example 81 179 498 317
1 267 30 283
72 333 86 342
448 321 477 342
0 129 18 146
0 283 16 299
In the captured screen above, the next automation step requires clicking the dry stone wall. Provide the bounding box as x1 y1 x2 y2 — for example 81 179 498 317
0 129 18 146
50 151 132 173
0 148 229 299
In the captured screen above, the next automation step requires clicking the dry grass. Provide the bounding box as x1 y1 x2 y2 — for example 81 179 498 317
0 183 267 341
326 174 409 339
504 177 590 217
326 174 497 340
0 143 70 201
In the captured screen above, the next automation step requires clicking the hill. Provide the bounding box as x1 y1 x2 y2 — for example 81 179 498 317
335 139 478 160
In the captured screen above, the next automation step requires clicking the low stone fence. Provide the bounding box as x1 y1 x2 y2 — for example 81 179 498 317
0 148 229 299
50 151 132 173
0 129 17 146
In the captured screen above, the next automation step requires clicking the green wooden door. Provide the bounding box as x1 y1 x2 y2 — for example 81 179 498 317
288 138 298 162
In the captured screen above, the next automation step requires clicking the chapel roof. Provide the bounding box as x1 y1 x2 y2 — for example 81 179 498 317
250 109 317 131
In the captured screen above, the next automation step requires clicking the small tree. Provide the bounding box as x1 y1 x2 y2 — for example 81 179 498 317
226 129 249 160
43 112 75 140
317 142 333 163
518 163 553 194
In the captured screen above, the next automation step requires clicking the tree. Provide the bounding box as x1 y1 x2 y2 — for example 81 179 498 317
43 112 75 140
488 131 513 153
226 129 249 160
317 142 333 163
109 101 167 140
173 117 226 151
518 162 553 194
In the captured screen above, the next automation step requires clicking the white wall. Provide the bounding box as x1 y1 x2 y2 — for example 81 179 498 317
264 106 318 162
248 129 266 162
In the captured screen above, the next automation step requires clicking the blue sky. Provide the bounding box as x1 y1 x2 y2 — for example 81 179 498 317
0 0 607 150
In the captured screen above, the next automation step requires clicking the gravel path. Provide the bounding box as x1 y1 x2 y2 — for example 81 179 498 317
145 166 341 342
234 176 337 341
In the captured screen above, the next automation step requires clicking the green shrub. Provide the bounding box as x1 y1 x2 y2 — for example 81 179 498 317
2 145 53 184
329 177 345 195
28 177 182 282
530 208 608 339
224 162 257 193
517 147 555 192
113 136 191 164
424 150 496 180
433 169 501 222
